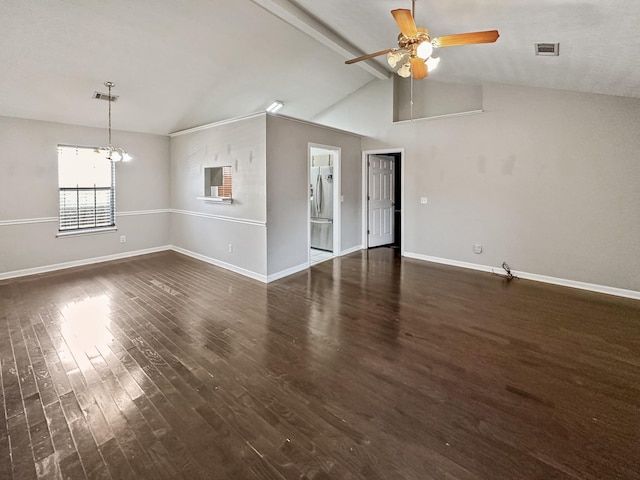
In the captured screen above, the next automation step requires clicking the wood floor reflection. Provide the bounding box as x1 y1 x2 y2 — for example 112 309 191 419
1 249 638 479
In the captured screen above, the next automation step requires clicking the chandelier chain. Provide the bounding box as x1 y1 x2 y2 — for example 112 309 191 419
100 81 130 162
107 82 112 147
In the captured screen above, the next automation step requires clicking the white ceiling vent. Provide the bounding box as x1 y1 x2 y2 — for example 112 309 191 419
93 91 118 101
534 43 559 56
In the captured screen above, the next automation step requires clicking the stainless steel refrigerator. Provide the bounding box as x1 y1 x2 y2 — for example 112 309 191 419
310 165 333 251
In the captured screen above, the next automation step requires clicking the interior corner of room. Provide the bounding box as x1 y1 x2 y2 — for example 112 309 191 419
1 2 640 479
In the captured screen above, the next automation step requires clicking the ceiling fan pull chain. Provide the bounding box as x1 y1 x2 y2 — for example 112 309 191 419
410 76 414 121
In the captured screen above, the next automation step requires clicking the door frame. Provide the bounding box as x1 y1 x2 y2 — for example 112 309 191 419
362 148 405 254
308 143 341 263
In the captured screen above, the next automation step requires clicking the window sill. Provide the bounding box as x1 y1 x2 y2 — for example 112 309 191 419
196 196 233 204
56 226 118 238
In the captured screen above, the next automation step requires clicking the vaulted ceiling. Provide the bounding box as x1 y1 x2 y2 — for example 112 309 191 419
1 0 638 135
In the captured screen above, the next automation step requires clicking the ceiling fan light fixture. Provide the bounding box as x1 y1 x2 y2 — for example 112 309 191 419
389 50 411 70
343 1 498 81
397 62 411 78
426 56 440 71
416 41 433 60
387 50 404 68
387 51 398 68
266 100 284 113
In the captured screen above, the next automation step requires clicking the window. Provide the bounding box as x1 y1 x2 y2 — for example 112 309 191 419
58 145 115 232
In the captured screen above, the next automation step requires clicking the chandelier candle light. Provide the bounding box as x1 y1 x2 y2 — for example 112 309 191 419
99 81 131 162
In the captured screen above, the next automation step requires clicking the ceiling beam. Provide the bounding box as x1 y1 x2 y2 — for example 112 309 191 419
250 0 390 80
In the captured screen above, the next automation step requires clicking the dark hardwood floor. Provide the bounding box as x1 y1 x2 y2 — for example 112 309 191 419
1 249 639 479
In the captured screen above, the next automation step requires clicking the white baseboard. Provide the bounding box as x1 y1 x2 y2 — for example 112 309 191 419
170 246 268 283
404 252 640 300
5 244 637 300
267 262 309 283
404 253 494 274
0 246 172 281
340 244 363 256
0 243 342 285
511 270 640 300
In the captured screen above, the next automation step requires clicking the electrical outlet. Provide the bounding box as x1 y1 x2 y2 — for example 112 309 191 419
228 244 233 253
120 235 126 243
473 244 482 254
420 197 428 204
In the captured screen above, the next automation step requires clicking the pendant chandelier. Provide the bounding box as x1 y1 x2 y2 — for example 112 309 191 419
100 81 131 162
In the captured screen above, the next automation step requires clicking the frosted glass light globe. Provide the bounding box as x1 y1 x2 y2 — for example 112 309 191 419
416 41 433 60
426 56 440 71
397 63 411 78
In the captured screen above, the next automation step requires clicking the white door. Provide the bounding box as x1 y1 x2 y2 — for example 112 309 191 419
368 154 394 247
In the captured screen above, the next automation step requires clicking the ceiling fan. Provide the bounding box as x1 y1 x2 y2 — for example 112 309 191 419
345 0 499 79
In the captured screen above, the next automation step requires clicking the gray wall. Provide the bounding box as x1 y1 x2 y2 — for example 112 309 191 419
0 116 170 277
169 114 268 277
1 112 362 282
170 113 363 279
394 78 483 121
314 80 640 292
265 115 362 276
5 81 639 293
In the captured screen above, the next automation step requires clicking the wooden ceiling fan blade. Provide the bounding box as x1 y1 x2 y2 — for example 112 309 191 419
410 57 428 80
432 30 500 48
345 48 393 65
391 9 418 37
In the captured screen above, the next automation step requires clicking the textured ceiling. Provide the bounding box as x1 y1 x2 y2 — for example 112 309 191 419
1 0 639 135
294 0 640 98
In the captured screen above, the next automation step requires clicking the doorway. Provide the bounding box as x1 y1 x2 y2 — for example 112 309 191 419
362 149 403 252
308 144 341 265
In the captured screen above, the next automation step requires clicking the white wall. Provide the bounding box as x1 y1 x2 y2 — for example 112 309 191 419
169 114 268 278
265 115 362 277
314 80 640 293
0 116 170 277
